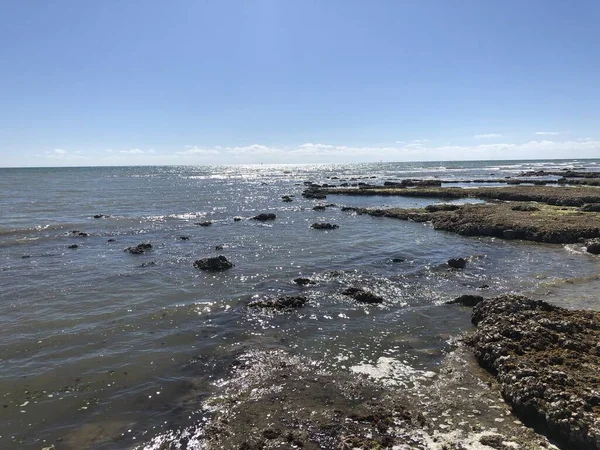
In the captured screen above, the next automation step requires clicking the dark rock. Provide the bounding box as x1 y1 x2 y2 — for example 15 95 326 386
233 217 243 222
196 221 213 227
71 230 89 237
312 205 326 211
281 195 293 202
586 242 600 255
248 295 307 309
125 243 152 254
93 214 109 219
68 244 79 249
262 428 281 440
391 258 405 263
107 239 116 243
502 229 518 240
293 277 315 286
470 295 600 450
446 294 484 307
581 203 600 212
447 257 467 269
342 287 383 304
511 204 539 212
140 261 156 267
447 257 468 269
424 204 461 212
302 190 327 199
194 255 234 271
179 236 190 240
21 255 31 259
252 213 276 221
478 284 490 289
311 223 339 230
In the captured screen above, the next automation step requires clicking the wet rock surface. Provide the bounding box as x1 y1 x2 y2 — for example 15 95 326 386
193 255 234 271
446 294 484 307
349 201 600 244
124 243 152 254
196 221 213 227
448 257 467 269
469 295 600 450
342 287 383 304
293 277 316 286
311 222 339 230
586 240 600 255
316 184 600 206
247 295 307 310
252 213 276 221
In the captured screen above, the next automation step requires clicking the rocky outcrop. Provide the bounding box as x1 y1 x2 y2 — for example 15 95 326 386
302 189 327 199
193 255 233 271
247 295 307 310
293 277 315 286
425 204 461 212
281 195 293 202
252 213 276 221
196 221 213 227
446 294 484 307
311 223 339 230
125 243 152 254
342 287 383 304
586 240 600 255
469 295 600 450
68 244 78 249
448 257 467 269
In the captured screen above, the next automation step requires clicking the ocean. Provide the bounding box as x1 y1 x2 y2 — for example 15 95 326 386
1 159 600 449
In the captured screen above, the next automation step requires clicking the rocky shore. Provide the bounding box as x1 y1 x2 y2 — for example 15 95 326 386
343 201 600 244
467 295 600 450
309 185 600 206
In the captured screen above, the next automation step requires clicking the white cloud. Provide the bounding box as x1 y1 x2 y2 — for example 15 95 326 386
474 134 503 139
53 148 66 155
177 146 220 156
535 131 562 135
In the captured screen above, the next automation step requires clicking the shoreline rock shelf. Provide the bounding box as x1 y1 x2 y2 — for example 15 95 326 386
311 185 600 207
468 295 600 450
344 202 600 244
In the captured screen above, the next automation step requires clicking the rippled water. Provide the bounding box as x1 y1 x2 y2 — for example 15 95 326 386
1 160 599 449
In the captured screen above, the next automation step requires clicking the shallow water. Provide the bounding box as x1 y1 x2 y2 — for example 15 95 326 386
1 160 599 449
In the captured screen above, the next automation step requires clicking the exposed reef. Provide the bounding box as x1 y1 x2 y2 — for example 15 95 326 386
468 295 600 450
344 201 600 244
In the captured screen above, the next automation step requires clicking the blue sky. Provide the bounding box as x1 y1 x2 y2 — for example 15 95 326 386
1 0 599 167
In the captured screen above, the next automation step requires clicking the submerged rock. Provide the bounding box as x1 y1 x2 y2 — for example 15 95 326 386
391 257 406 263
68 244 78 249
196 221 213 227
93 214 110 219
70 230 89 237
233 216 243 222
179 236 190 240
248 295 307 310
311 222 339 230
281 195 293 202
252 213 276 221
215 244 224 251
342 287 383 304
447 257 467 269
312 205 327 211
293 277 315 286
470 295 600 450
107 238 116 243
140 261 156 267
446 294 484 307
125 243 152 254
193 255 233 271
